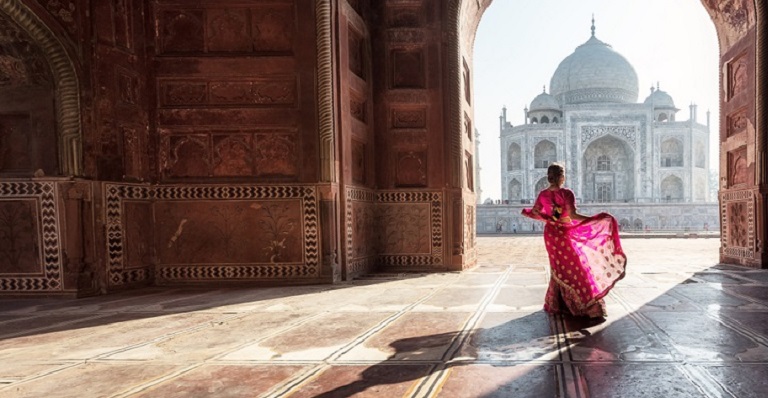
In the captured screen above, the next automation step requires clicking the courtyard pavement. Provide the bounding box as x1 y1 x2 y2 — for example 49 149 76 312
1 237 767 397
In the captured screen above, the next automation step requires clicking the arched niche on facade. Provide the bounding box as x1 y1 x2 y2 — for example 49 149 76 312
660 137 684 167
540 115 549 124
507 142 521 170
695 140 706 168
0 1 81 176
582 135 635 202
535 176 549 193
533 140 556 169
660 175 684 202
508 178 521 201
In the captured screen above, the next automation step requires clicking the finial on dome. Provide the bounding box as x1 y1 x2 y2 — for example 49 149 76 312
543 85 546 93
591 14 595 37
657 81 660 90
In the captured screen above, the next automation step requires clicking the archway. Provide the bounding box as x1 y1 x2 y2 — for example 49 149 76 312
0 0 81 175
533 140 556 169
582 135 635 202
660 175 684 202
454 0 765 268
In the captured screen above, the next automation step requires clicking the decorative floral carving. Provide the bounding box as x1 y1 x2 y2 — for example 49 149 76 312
392 108 426 129
257 203 297 263
255 133 298 178
728 56 748 100
727 201 749 248
396 151 427 187
213 135 252 177
581 125 637 147
160 10 205 53
727 108 748 136
0 16 52 87
377 204 430 253
162 82 207 105
207 9 250 52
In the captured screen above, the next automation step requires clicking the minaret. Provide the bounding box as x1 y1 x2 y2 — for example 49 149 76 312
524 106 528 125
706 109 711 132
475 128 482 204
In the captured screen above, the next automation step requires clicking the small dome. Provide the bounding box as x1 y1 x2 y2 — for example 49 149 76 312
549 21 638 105
643 86 676 109
530 88 560 111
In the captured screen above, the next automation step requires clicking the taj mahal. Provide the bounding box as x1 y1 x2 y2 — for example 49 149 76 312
477 20 720 233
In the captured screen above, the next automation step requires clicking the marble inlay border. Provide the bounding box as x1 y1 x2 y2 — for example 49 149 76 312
105 184 319 286
0 181 62 291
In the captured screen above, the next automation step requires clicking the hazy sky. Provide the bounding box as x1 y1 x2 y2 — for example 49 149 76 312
473 0 719 201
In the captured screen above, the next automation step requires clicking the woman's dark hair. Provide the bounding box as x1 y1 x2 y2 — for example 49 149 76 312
547 163 565 184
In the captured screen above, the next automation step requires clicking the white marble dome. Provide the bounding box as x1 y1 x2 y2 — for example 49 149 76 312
529 89 560 111
644 87 676 108
550 32 639 106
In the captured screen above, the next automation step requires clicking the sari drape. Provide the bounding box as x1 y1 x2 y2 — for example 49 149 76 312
522 188 627 317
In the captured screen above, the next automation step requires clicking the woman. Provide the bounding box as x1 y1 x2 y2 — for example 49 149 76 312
522 163 627 318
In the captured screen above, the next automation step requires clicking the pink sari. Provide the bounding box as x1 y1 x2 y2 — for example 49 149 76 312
522 188 627 318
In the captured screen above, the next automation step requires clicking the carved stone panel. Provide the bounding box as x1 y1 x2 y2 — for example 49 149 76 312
348 25 365 80
727 54 748 101
377 203 430 254
392 107 426 129
0 114 32 172
375 191 443 268
726 108 748 137
254 132 298 178
159 79 297 107
156 200 302 264
465 152 474 191
213 135 252 177
395 151 427 187
106 184 319 286
702 0 755 50
0 200 40 274
352 139 365 183
166 135 211 178
159 10 205 53
392 50 424 89
0 181 62 291
206 9 251 52
157 6 295 55
123 201 152 269
387 6 422 28
350 94 366 123
726 201 749 248
728 146 748 187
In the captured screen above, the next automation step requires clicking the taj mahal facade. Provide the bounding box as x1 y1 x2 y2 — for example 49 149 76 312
477 22 720 233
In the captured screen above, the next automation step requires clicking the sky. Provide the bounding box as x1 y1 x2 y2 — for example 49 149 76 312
473 0 720 201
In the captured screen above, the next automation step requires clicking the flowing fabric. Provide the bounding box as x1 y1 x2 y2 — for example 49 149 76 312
522 188 627 317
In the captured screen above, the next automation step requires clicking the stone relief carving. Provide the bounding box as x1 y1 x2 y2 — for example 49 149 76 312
388 7 421 28
350 95 366 122
395 151 427 187
727 201 749 248
392 50 424 88
728 147 748 186
351 140 365 183
703 0 754 49
160 10 205 53
167 135 210 178
377 204 430 254
213 135 252 177
0 200 39 273
727 55 748 100
347 25 364 79
0 181 61 291
106 184 318 286
113 0 133 50
206 10 250 52
581 125 637 147
116 69 139 106
0 16 52 87
42 0 77 35
254 133 298 178
158 6 295 54
161 82 207 105
392 108 426 129
727 108 748 136
251 6 293 52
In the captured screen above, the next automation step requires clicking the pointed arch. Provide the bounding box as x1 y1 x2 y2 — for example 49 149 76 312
0 0 82 175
